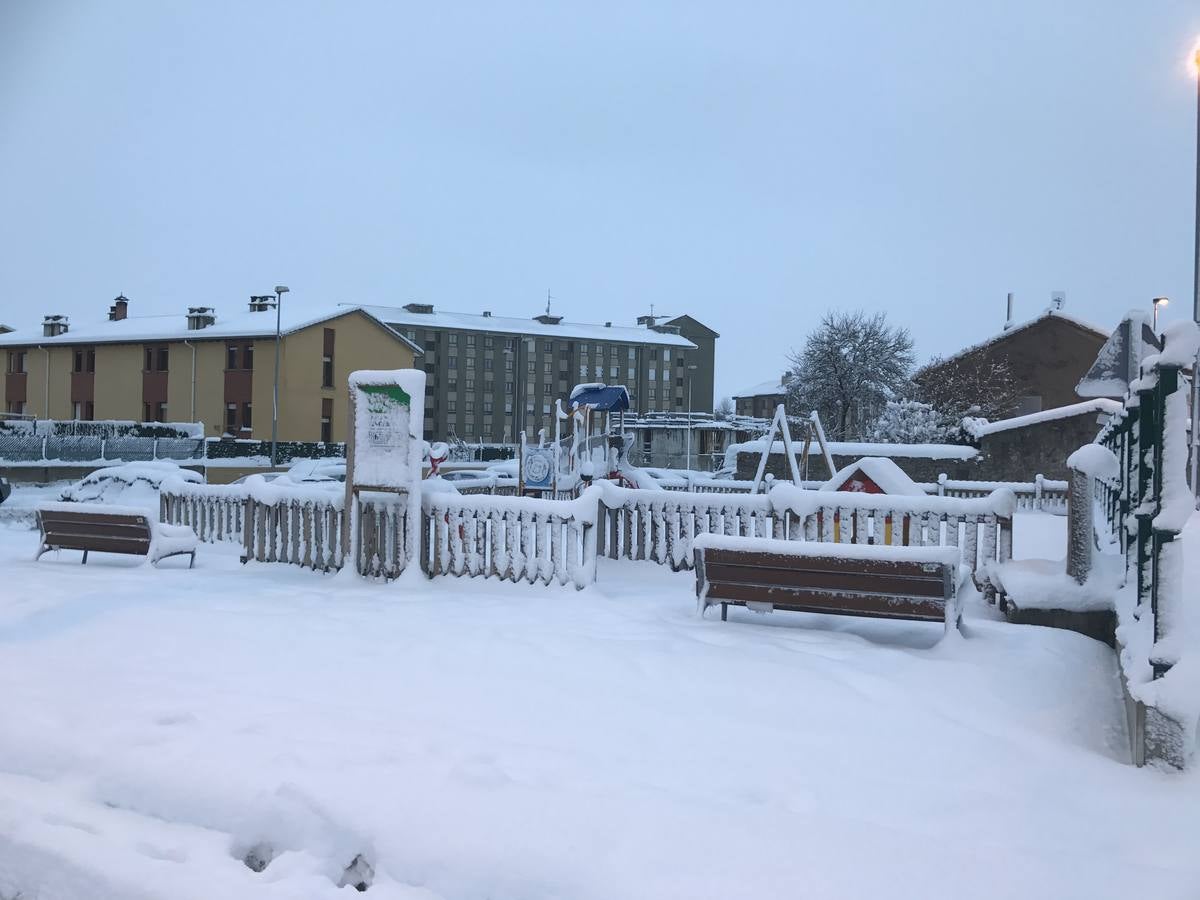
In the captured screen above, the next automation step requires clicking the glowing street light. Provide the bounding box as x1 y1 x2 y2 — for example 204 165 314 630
1153 296 1169 331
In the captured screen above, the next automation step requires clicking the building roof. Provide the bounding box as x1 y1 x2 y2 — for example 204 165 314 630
933 308 1109 368
0 305 423 354
731 378 785 399
359 304 697 348
665 314 721 339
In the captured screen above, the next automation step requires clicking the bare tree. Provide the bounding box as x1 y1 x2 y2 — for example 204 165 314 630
784 310 914 440
714 397 734 420
912 352 1023 426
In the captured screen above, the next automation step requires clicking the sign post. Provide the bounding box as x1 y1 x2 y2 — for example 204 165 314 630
344 370 425 578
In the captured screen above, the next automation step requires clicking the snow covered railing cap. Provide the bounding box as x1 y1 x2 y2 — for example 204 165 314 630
770 483 1016 519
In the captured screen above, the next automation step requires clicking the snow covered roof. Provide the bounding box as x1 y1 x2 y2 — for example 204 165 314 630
360 304 697 348
962 398 1121 439
569 383 630 410
821 457 926 496
731 378 785 399
0 304 422 354
934 309 1109 368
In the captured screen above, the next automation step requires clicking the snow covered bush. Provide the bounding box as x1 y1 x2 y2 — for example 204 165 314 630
866 400 954 444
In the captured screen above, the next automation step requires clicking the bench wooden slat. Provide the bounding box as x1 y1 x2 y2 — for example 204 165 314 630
702 561 946 599
703 581 946 621
702 547 943 580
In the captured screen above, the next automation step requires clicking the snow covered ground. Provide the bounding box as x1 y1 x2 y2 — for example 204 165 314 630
1 514 1198 899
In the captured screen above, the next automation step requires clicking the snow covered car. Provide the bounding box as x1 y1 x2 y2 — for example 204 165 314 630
0 476 10 505
59 462 203 506
280 460 346 484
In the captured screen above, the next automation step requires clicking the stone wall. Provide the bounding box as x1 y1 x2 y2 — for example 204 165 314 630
976 410 1106 481
734 449 980 483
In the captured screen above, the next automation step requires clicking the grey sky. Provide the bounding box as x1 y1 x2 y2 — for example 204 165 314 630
2 1 1198 403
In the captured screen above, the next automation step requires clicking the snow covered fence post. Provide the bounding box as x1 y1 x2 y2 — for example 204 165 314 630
345 369 425 581
1065 445 1119 586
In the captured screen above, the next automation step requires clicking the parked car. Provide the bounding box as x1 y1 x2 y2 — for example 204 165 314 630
0 476 10 505
60 462 202 504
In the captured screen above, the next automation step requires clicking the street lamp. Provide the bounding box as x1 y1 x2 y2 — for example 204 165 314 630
1153 296 1169 331
271 285 289 467
685 363 698 471
1191 42 1200 503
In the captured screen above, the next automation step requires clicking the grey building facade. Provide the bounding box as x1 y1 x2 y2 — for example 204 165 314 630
363 304 718 444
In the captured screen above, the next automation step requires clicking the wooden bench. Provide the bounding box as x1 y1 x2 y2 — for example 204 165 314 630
693 535 962 635
36 503 198 568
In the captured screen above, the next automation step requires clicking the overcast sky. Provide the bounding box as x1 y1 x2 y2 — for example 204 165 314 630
2 1 1198 402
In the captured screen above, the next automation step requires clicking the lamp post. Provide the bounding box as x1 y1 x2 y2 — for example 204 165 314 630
271 285 289 467
1191 44 1200 503
685 363 698 471
1153 296 1169 332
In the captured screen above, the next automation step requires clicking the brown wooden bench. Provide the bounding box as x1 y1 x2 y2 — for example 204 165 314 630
694 535 962 635
36 504 198 568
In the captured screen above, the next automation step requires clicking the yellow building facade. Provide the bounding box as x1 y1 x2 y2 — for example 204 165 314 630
0 299 420 443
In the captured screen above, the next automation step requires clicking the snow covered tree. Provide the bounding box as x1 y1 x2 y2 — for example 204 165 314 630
784 310 914 440
714 397 734 420
866 399 953 444
911 352 1022 426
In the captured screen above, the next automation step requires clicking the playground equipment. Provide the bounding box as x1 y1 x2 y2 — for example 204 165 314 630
748 405 835 493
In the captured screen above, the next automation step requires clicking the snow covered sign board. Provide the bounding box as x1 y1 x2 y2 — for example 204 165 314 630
521 446 557 492
347 370 425 490
1077 311 1161 399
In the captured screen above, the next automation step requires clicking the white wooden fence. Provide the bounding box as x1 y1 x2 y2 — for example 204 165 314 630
161 480 1015 591
160 483 246 543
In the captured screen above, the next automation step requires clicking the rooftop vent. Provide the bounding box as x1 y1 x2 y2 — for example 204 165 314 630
248 295 274 312
42 315 69 338
404 302 434 314
482 310 491 318
533 314 562 325
637 314 657 327
108 294 129 321
605 321 612 327
187 307 216 330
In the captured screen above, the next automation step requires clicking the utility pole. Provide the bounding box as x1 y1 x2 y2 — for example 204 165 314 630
1191 46 1200 502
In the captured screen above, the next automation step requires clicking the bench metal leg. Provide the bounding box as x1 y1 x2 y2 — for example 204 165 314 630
721 602 728 622
82 549 88 565
189 551 195 570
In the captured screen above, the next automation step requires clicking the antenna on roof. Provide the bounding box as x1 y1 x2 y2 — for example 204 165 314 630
546 289 553 317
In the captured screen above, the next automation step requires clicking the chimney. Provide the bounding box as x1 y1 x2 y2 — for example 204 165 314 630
403 302 434 314
108 294 129 321
248 295 274 312
482 310 491 318
637 314 657 327
42 314 69 337
1003 292 1014 331
187 306 216 330
605 321 612 327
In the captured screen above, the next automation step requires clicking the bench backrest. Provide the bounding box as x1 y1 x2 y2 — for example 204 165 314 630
38 508 153 556
696 546 952 621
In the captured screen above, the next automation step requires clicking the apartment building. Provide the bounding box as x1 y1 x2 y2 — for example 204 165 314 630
0 295 420 442
360 303 719 443
732 377 787 418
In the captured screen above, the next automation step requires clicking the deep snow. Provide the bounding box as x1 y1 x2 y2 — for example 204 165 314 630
0 516 1198 899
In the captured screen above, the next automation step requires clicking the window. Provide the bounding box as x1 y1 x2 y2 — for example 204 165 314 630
406 329 417 342
483 400 493 414
73 350 84 373
448 399 457 413
628 347 636 359
226 403 237 431
649 388 657 401
609 346 618 358
610 366 618 378
84 401 94 420
663 348 671 361
425 339 436 351
465 356 475 369
542 402 551 414
6 401 25 415
466 334 475 347
145 349 153 371
242 403 252 429
505 338 514 351
157 348 169 371
227 345 238 370
579 343 588 354
543 361 552 373
146 401 166 422
72 401 82 419
484 358 493 371
628 368 635 380
321 398 333 443
504 358 513 371
484 336 493 349
448 378 457 391
504 381 513 393
594 366 602 379
322 355 334 387
448 333 458 346
244 345 253 369
649 369 656 380
7 351 26 373
465 400 475 413
448 356 457 369
465 378 475 390
504 400 513 413
527 359 535 373
543 341 552 352
424 363 435 373
580 365 587 378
